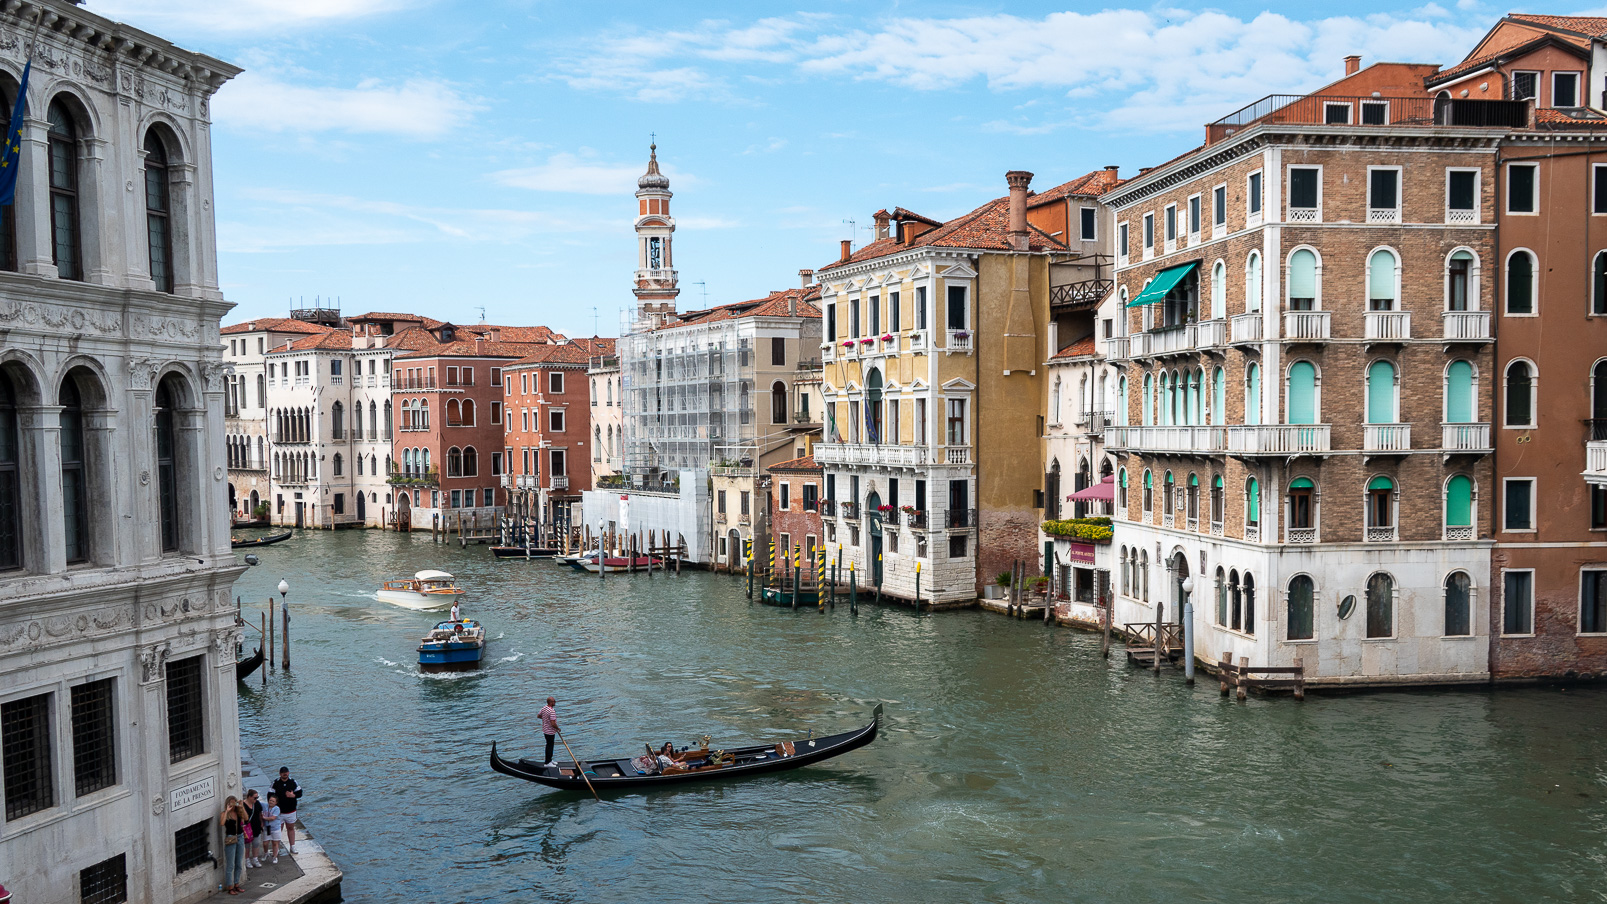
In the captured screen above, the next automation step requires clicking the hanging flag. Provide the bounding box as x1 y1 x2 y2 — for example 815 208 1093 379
0 61 29 208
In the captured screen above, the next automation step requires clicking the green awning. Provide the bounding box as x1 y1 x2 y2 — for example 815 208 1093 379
1127 262 1199 307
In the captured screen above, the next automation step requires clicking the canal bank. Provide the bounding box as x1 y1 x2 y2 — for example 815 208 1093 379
233 530 1607 904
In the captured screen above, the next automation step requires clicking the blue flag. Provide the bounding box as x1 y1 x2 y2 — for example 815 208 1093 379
0 61 29 207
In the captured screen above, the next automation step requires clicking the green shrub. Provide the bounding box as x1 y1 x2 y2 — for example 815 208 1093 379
1040 516 1113 542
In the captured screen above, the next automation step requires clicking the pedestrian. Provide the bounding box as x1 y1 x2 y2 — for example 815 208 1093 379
271 766 302 854
264 794 285 864
451 600 462 621
219 795 248 895
538 696 559 767
244 789 266 868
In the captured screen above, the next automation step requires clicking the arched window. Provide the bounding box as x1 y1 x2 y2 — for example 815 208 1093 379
1186 472 1199 522
1288 477 1314 531
1142 374 1153 425
1212 367 1225 426
1050 378 1062 423
1157 373 1169 426
370 401 378 438
772 380 788 425
1446 360 1475 423
594 426 603 461
446 446 462 478
1367 248 1398 311
1593 360 1607 435
1445 474 1474 538
1211 260 1226 320
1288 248 1317 310
47 99 82 281
447 399 461 426
1366 360 1397 424
1505 360 1535 427
256 374 265 408
1189 369 1202 426
1506 250 1535 314
1246 252 1262 312
384 400 393 438
59 376 88 563
356 454 363 476
155 376 182 553
1139 549 1149 602
1367 476 1396 535
1287 361 1317 424
462 399 475 426
1246 477 1260 529
1119 546 1129 596
1595 252 1607 315
1142 469 1153 515
462 446 478 477
1448 250 1474 311
1245 363 1261 426
1215 566 1227 625
331 401 344 439
1242 573 1256 635
332 452 343 476
1163 471 1175 516
1444 571 1472 636
144 132 174 292
1118 376 1128 426
1287 575 1315 640
1229 569 1243 630
1118 468 1128 508
1366 572 1394 638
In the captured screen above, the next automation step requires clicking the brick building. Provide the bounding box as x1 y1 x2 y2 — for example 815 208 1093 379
765 454 824 574
502 338 614 540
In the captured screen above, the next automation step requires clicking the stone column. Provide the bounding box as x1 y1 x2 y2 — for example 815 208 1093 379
175 408 207 556
126 358 160 563
171 161 199 297
20 404 65 573
84 409 120 565
17 116 55 276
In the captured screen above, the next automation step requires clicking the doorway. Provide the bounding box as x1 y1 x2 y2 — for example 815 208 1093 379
356 491 366 522
1171 551 1190 623
866 490 883 585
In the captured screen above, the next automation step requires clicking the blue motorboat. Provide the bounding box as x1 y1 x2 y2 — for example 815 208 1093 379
417 619 486 672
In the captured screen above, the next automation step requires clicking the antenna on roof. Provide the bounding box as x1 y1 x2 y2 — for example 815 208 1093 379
693 281 709 305
476 306 486 323
842 218 856 252
592 306 599 335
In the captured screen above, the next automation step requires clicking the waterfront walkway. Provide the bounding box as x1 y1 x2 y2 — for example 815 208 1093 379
204 751 342 904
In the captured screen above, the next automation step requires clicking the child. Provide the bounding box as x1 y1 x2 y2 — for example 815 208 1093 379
263 793 285 864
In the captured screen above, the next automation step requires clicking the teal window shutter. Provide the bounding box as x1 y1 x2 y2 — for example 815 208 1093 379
1366 360 1396 423
1289 249 1317 302
1247 364 1261 426
1446 360 1474 423
1288 361 1317 424
1213 367 1226 426
1445 475 1473 526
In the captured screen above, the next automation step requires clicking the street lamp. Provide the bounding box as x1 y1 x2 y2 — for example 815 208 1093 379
277 580 290 671
277 579 289 601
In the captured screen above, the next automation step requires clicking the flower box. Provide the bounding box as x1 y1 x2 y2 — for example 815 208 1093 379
858 338 874 345
880 334 894 342
954 331 971 339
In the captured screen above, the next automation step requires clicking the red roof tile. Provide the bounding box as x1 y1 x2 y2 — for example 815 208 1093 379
267 330 356 354
505 343 600 367
395 339 553 360
1028 169 1125 207
766 454 820 472
348 311 447 330
221 317 337 336
1505 14 1607 39
658 286 822 330
819 194 1068 273
1050 336 1098 360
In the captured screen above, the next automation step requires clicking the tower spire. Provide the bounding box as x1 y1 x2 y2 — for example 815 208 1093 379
633 141 677 324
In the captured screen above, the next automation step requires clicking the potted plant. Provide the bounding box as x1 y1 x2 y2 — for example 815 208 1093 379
842 340 855 349
900 504 916 513
880 333 894 342
954 330 971 340
859 337 874 345
877 504 895 513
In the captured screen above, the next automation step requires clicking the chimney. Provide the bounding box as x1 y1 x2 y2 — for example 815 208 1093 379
788 295 797 316
1105 165 1119 176
1345 54 1361 76
798 268 814 289
872 210 890 241
474 336 486 354
1005 170 1033 252
840 239 852 263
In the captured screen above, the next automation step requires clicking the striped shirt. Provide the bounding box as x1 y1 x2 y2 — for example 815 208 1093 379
537 705 557 736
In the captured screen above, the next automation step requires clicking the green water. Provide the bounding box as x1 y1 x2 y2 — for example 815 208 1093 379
232 529 1607 903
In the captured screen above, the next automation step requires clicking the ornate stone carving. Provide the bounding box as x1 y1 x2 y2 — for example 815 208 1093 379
152 794 166 816
200 360 227 392
140 642 170 683
133 315 200 341
127 357 160 391
0 299 119 334
91 608 123 630
227 771 238 790
0 622 27 648
43 615 74 637
139 470 151 486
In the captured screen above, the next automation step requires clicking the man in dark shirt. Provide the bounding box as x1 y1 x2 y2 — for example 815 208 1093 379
271 767 302 854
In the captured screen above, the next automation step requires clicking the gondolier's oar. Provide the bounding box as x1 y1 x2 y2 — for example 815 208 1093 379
555 729 601 802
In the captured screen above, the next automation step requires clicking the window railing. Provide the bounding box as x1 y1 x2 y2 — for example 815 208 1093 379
1364 424 1411 453
905 509 928 529
1287 206 1319 223
445 378 474 387
1286 527 1317 544
1442 422 1491 451
1365 310 1411 341
1226 425 1331 455
1195 319 1227 349
1106 336 1130 360
1110 425 1226 453
946 507 976 529
945 446 971 464
1446 207 1478 225
1442 310 1491 341
397 378 436 389
1367 207 1401 225
1244 523 1259 543
1444 525 1475 541
1284 310 1330 341
1585 441 1607 486
1365 526 1397 542
946 330 972 350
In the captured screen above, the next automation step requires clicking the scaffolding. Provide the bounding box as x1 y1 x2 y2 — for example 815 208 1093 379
621 314 756 475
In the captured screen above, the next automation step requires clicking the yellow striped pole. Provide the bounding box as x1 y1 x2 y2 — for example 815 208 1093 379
768 538 776 587
817 547 827 610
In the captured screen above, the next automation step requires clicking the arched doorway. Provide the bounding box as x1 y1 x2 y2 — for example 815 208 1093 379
866 490 883 585
396 492 412 530
1171 551 1191 624
728 529 741 572
356 491 366 522
228 483 237 514
249 490 260 519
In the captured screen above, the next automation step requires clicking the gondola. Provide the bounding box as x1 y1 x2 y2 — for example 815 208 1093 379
235 647 265 681
490 705 881 791
489 545 563 559
231 530 292 549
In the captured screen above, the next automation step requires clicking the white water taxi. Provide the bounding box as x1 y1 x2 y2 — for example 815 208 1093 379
377 570 466 611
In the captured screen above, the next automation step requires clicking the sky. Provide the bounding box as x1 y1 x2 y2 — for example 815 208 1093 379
83 0 1585 336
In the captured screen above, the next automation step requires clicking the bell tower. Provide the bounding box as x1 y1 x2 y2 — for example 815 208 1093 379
634 143 678 325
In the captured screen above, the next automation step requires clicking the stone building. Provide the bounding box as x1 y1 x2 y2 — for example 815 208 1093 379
587 345 622 488
0 3 246 902
1105 57 1512 685
220 316 335 519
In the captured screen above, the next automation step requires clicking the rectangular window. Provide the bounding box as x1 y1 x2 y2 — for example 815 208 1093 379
1368 167 1399 212
717 490 727 514
1289 167 1319 211
1361 101 1389 125
450 489 461 508
484 488 494 507
1247 171 1262 217
551 409 566 432
780 483 790 510
1187 195 1201 237
79 853 128 904
1323 102 1351 124
825 474 835 506
72 678 115 797
889 291 900 332
446 366 457 385
521 373 529 394
946 398 966 445
915 398 928 445
770 336 785 365
332 493 344 514
1504 570 1534 635
946 286 967 330
1593 486 1607 529
826 303 837 339
1164 204 1176 243
490 401 502 424
1508 163 1538 214
1512 70 1538 101
1142 213 1154 250
850 298 861 337
1447 169 1477 217
915 287 927 330
2 692 54 819
165 656 204 764
551 449 566 476
1596 165 1607 215
802 483 818 512
174 820 211 873
1080 207 1096 241
1553 71 1580 108
740 490 750 515
463 366 474 385
1504 478 1535 531
1118 223 1129 259
949 534 968 558
490 367 501 387
1582 569 1607 634
550 372 564 394
869 294 880 334
1213 185 1227 226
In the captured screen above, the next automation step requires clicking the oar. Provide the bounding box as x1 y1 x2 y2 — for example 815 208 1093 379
555 729 601 802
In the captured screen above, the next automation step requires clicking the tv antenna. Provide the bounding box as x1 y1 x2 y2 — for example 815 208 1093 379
475 306 486 323
693 280 709 305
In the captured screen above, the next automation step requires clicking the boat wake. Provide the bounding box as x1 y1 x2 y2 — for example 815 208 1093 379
375 657 399 667
499 651 524 663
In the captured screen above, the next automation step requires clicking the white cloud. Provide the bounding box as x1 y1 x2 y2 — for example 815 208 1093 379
220 187 570 252
87 0 419 32
212 72 476 139
492 153 691 195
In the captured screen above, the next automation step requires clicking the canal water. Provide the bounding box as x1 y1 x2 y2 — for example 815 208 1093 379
232 530 1607 903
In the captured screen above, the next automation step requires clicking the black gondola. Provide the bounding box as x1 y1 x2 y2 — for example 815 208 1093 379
235 647 264 681
490 705 881 791
489 545 563 559
231 530 292 549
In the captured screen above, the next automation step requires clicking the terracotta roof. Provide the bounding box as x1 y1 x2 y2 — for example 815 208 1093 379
221 318 337 336
767 454 820 472
570 336 616 356
1429 31 1588 86
395 339 552 360
348 311 446 330
385 326 447 352
469 324 564 344
1505 14 1607 39
505 343 599 367
659 286 822 329
266 330 356 354
1050 335 1098 360
1534 106 1607 127
890 207 943 227
820 194 1069 273
1028 169 1125 208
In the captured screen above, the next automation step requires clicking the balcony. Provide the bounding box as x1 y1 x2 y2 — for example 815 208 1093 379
1110 425 1226 454
1367 207 1401 225
445 379 475 388
946 330 973 351
1050 276 1115 309
944 447 971 465
1442 311 1491 342
946 507 976 529
910 331 929 352
1084 411 1114 437
1106 336 1130 360
397 378 436 390
1284 311 1330 342
1287 206 1319 223
1206 94 1530 145
904 509 928 529
1195 319 1227 350
840 501 859 520
551 475 569 490
814 442 929 467
1365 526 1398 542
1230 313 1263 345
1286 527 1317 544
1227 424 1331 456
1143 324 1196 357
1364 424 1411 454
1364 311 1411 342
1586 441 1607 488
1442 423 1491 453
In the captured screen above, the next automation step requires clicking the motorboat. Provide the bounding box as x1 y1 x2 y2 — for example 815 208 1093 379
377 570 466 611
417 619 486 672
574 555 663 573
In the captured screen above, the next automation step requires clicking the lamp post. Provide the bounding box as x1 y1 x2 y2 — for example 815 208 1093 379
1181 575 1196 684
278 580 290 671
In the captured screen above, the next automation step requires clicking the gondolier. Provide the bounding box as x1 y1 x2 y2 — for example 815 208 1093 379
538 697 559 767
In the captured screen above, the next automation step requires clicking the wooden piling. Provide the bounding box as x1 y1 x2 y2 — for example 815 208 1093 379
1236 656 1249 701
1152 602 1163 674
268 598 275 669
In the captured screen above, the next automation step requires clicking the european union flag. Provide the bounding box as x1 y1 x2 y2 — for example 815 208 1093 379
0 61 29 207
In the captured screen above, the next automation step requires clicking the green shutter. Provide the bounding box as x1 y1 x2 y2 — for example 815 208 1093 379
1213 368 1226 427
1288 362 1317 424
1290 477 1314 490
1368 250 1396 301
1367 476 1394 491
1447 360 1474 423
1289 249 1317 299
1446 475 1473 526
1247 364 1261 426
1367 360 1395 424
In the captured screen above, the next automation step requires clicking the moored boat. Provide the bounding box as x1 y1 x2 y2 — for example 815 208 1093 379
759 586 822 606
231 530 293 549
377 570 466 611
417 619 486 672
490 545 563 559
235 647 265 681
490 705 882 791
575 555 663 573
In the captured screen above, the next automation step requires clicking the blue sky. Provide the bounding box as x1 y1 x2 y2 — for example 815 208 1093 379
88 0 1548 336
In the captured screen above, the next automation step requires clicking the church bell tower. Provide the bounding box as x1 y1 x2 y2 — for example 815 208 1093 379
634 143 678 326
